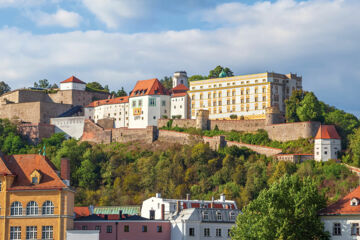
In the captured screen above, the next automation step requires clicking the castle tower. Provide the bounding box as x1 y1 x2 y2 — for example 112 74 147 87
172 71 188 88
265 106 283 125
314 125 341 162
196 109 209 130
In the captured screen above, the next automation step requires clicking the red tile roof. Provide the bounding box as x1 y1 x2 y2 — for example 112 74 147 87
129 78 169 97
171 92 187 98
86 96 129 108
171 84 189 92
61 76 86 84
74 207 90 217
0 154 67 190
320 186 360 215
315 125 341 140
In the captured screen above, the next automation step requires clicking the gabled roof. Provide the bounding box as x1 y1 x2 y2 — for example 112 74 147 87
74 207 91 217
315 125 341 140
129 78 169 97
0 154 67 190
86 96 129 108
0 155 12 175
61 76 86 84
320 186 360 215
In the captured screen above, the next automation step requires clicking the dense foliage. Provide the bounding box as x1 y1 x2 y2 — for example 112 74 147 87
231 175 329 240
189 65 234 81
0 81 11 95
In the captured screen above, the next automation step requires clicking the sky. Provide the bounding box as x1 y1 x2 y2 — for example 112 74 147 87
0 0 359 116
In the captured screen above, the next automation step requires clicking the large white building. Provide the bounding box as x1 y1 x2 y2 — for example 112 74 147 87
320 185 360 239
314 125 341 162
84 96 129 128
128 78 170 128
188 72 302 120
141 193 240 240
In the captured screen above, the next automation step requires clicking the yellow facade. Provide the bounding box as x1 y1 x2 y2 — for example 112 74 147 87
0 175 74 240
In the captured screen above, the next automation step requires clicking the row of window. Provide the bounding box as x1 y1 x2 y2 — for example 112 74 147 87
333 222 360 236
81 225 163 233
190 79 268 90
10 226 53 240
10 201 54 216
189 227 231 237
202 211 236 221
192 89 267 100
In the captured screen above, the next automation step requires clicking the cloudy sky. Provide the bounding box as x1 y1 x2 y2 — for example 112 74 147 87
0 0 359 116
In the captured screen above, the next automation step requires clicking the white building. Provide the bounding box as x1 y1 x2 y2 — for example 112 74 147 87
320 185 360 239
314 125 341 162
170 84 189 119
84 96 129 128
129 78 170 129
67 230 99 240
188 72 302 120
60 76 86 91
50 116 85 139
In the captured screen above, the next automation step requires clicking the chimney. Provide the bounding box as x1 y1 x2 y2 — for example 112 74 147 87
176 201 181 213
161 204 165 220
156 193 161 198
220 194 226 202
211 196 214 208
61 158 70 186
119 210 123 220
186 193 190 200
89 205 94 215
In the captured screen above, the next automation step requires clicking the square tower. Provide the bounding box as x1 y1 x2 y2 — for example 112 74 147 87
314 125 341 162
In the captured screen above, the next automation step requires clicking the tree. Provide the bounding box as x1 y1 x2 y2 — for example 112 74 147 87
349 127 360 166
51 83 59 89
231 175 329 240
188 75 207 82
285 90 305 122
86 82 108 92
34 79 51 89
0 81 11 95
160 76 173 90
208 65 234 79
296 92 323 122
116 87 127 97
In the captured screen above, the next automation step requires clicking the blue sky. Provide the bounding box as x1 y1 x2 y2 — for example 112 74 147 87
0 0 359 116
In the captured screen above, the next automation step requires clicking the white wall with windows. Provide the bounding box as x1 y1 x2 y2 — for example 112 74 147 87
51 116 85 139
60 82 86 91
84 102 129 128
171 96 188 119
315 139 341 162
322 216 360 240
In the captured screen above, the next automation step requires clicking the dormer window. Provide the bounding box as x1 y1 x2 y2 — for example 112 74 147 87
351 198 359 206
32 177 38 184
203 211 209 220
30 170 42 185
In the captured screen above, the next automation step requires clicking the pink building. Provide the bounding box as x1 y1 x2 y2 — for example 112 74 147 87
74 215 171 240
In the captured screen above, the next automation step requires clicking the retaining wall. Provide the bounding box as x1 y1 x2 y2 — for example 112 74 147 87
226 141 282 157
112 126 156 144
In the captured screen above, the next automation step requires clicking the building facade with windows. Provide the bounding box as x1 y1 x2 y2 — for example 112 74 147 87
128 78 170 129
188 72 302 120
314 125 341 162
170 84 190 119
84 96 130 128
320 185 360 239
0 154 74 240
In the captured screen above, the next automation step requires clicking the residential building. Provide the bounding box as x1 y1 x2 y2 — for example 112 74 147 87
171 208 241 240
314 125 341 162
320 185 360 239
73 214 171 240
129 78 170 129
170 84 189 119
188 72 302 120
0 154 74 240
84 96 130 128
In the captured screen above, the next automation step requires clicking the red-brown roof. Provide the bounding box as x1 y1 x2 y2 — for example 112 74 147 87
320 186 360 215
315 125 341 140
86 96 129 108
171 84 189 92
129 78 169 97
0 154 67 190
74 207 90 217
171 92 187 98
61 76 86 84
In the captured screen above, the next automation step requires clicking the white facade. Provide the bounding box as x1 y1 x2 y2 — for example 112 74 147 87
173 71 188 88
84 101 129 128
60 82 86 91
141 193 237 221
315 139 341 162
129 95 170 129
171 95 188 119
50 116 85 139
171 208 241 240
67 230 99 240
322 215 360 239
188 72 302 120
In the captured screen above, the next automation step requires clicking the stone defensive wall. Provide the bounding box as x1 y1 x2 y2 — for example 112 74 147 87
158 119 320 142
81 120 112 144
18 123 55 144
226 141 282 157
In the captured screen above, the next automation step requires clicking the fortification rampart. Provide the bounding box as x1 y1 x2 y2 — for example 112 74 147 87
18 123 55 144
81 120 111 144
226 141 282 156
112 126 156 144
158 119 196 129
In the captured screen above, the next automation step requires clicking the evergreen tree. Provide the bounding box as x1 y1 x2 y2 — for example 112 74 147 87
296 92 323 122
208 65 234 79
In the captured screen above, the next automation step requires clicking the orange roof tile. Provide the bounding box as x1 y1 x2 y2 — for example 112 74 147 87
315 125 341 140
1 154 67 190
320 186 360 215
171 84 189 92
86 96 129 108
129 78 169 97
61 76 86 84
74 207 90 217
0 155 12 175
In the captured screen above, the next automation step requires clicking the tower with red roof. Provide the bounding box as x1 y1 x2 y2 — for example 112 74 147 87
60 75 86 91
314 125 341 162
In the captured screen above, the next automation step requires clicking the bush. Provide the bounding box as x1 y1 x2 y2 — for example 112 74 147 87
162 115 168 119
230 114 237 120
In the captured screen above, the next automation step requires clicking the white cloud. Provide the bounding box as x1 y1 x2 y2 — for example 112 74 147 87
81 0 146 28
0 0 359 115
0 0 45 8
27 9 82 28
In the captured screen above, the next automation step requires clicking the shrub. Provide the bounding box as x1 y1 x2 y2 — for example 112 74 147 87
162 115 168 119
230 114 237 120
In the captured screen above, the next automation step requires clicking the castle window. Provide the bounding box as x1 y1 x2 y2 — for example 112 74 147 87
42 226 53 239
351 223 359 235
26 201 39 215
142 225 147 232
11 201 23 216
149 98 156 107
10 226 21 240
203 211 209 220
216 228 222 237
42 201 54 215
124 225 129 232
204 228 210 237
32 177 38 184
26 226 37 239
157 226 162 232
230 212 236 221
162 100 166 106
333 223 341 236
107 225 113 233
189 227 195 236
217 211 222 220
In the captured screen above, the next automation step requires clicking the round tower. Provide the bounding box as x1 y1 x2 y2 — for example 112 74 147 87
172 71 188 88
196 109 209 130
265 106 283 125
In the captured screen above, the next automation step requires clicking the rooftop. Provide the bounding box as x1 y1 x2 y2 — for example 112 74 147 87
129 78 169 97
315 125 341 140
86 96 129 108
320 186 360 215
60 76 86 84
